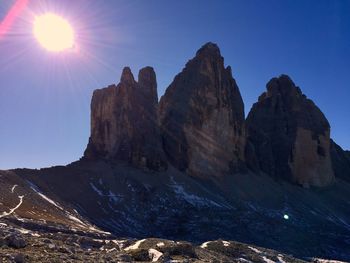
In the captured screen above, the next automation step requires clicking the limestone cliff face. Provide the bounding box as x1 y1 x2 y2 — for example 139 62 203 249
330 139 350 182
83 43 342 186
246 75 334 187
84 67 167 171
159 42 245 178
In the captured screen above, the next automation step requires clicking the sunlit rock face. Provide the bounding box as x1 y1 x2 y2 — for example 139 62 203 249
159 42 245 178
246 75 334 187
84 66 167 171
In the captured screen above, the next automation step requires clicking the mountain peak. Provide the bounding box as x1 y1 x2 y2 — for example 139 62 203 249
120 66 135 84
138 66 158 104
85 66 166 171
246 75 334 187
266 74 301 96
138 66 156 86
159 42 245 177
195 42 221 58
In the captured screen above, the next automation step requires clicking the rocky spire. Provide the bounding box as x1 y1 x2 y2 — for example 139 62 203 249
84 67 167 171
246 75 334 187
120 67 136 84
159 42 245 178
138 66 158 106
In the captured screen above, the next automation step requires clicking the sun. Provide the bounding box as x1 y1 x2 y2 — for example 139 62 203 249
33 13 75 52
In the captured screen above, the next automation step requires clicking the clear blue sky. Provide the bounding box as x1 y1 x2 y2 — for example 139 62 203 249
0 0 349 169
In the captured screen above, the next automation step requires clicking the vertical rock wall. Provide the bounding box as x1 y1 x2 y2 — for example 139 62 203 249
246 75 334 187
159 43 245 177
84 67 167 171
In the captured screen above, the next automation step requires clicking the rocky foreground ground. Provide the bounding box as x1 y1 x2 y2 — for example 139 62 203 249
1 217 343 263
0 217 314 263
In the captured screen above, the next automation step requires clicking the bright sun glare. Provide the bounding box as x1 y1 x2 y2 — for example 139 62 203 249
33 13 74 52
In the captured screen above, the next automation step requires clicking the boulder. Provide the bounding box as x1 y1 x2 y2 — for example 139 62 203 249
5 234 27 249
246 75 334 187
159 42 245 177
127 248 151 261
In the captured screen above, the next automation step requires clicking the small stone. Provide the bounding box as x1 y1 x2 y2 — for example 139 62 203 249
48 243 56 249
128 249 151 261
57 246 71 254
14 253 26 263
79 237 104 249
115 254 132 262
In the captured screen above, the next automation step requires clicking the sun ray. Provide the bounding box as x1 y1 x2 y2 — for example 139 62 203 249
0 0 28 39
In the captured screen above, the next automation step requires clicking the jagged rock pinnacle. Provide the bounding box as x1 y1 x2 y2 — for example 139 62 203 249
195 42 221 57
246 75 334 187
159 42 245 177
120 67 136 84
84 66 167 171
138 66 158 105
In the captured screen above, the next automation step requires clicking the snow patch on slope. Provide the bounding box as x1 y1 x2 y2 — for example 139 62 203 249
149 248 163 262
170 177 223 208
0 195 24 218
26 181 97 228
200 241 211 248
11 184 17 193
108 190 121 203
248 246 262 253
124 239 146 251
37 192 63 210
90 182 122 203
27 181 64 210
313 259 347 263
88 226 111 235
238 258 253 263
90 182 104 196
67 214 86 226
157 242 165 247
262 256 275 263
222 240 230 247
277 255 287 263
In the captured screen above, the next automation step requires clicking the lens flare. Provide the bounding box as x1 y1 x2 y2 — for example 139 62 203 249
33 13 74 52
0 0 28 39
